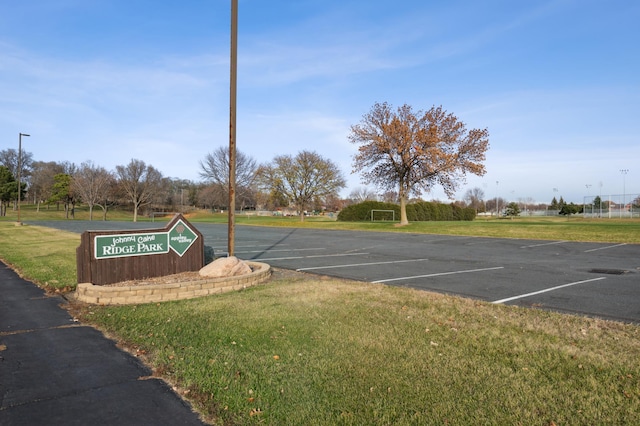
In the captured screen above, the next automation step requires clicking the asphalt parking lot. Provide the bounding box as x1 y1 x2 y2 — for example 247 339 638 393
30 220 640 323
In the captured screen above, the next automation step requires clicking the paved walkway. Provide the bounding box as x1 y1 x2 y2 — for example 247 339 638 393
0 262 206 426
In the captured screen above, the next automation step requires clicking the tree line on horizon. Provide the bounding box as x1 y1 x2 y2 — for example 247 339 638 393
1 102 497 223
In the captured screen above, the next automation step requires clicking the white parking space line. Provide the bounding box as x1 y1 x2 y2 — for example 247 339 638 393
296 258 429 272
372 266 504 284
234 244 289 249
233 248 326 254
463 238 504 246
491 277 607 304
520 241 568 249
258 253 369 261
215 247 326 258
584 243 627 253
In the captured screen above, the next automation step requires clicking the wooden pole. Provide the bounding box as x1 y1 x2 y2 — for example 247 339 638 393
228 0 238 256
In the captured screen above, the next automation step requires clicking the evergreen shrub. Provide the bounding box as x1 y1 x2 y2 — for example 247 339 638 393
338 201 476 222
336 201 400 222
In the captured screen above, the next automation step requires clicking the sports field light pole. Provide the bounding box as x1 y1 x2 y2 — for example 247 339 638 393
584 184 591 218
598 181 603 218
227 0 238 256
620 169 628 218
17 132 30 225
495 181 499 217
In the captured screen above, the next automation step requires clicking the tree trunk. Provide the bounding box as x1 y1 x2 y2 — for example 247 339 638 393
399 195 409 225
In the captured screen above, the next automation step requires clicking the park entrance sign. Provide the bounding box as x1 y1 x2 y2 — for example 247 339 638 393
93 218 198 259
94 232 170 259
77 214 204 285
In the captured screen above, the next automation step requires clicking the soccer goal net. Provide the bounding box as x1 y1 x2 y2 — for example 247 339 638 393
370 209 395 222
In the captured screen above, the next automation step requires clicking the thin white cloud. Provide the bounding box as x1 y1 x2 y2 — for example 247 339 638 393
1 0 638 206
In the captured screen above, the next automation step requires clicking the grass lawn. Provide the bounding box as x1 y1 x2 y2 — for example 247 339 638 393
77 278 640 425
1 210 639 424
3 203 640 244
188 210 640 244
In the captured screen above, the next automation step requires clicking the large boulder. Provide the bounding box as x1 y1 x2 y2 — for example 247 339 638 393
199 256 252 278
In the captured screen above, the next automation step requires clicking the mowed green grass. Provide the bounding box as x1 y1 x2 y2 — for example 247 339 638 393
4 203 640 244
1 211 639 424
0 222 79 290
85 278 640 425
189 210 640 244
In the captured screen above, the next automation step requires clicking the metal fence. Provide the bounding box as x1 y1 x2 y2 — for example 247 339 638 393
582 193 640 218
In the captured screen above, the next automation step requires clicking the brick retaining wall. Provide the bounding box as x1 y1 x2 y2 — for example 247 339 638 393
75 261 270 305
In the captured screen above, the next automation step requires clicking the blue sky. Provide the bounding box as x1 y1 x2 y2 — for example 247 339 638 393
1 0 638 204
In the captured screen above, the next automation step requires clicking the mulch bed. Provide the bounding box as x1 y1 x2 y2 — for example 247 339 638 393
102 267 313 288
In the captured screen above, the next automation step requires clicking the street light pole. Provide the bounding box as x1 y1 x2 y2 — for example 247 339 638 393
17 133 30 225
620 169 628 218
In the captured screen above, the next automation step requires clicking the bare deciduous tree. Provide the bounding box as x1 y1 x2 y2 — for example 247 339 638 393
349 187 378 203
115 159 163 222
464 187 486 213
1 148 34 209
73 161 115 220
379 191 398 204
0 148 33 184
257 150 346 221
199 146 258 210
349 102 490 225
29 161 66 210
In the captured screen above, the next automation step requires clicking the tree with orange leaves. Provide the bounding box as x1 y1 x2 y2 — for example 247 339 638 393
349 102 489 225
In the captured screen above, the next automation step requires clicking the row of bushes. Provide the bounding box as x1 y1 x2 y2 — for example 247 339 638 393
337 201 476 222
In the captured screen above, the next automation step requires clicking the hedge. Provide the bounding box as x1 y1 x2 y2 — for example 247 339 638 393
337 201 476 222
336 201 400 222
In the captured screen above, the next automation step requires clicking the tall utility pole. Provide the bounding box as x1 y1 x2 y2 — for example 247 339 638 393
228 0 238 256
17 132 30 225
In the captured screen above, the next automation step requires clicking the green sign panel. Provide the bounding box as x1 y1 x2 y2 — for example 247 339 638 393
168 219 198 257
94 232 169 259
93 219 198 260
